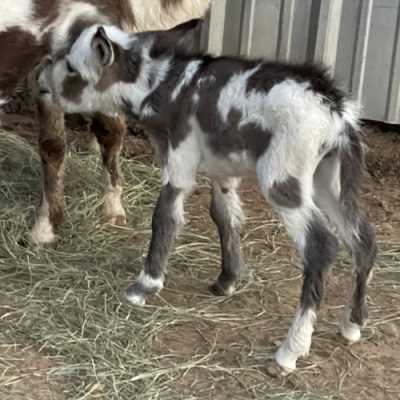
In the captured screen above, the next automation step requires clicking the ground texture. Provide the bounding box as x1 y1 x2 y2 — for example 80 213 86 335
0 97 399 399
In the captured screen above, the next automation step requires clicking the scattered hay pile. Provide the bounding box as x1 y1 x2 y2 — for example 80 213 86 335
0 130 399 400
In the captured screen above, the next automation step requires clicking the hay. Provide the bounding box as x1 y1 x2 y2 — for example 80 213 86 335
0 131 398 400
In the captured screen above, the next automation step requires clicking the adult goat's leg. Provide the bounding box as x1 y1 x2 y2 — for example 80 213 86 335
91 113 127 226
31 98 65 244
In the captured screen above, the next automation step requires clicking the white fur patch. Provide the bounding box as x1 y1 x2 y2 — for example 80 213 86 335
49 3 104 51
275 308 316 371
340 308 361 343
0 0 40 37
171 60 202 101
164 129 199 190
30 195 55 244
217 65 268 129
125 291 146 306
138 270 164 291
128 0 211 31
172 190 187 227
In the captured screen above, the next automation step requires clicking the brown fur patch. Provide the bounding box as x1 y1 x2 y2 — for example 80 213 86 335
91 114 126 187
37 99 66 228
0 27 47 95
62 75 88 103
269 176 302 209
33 0 60 27
96 42 141 92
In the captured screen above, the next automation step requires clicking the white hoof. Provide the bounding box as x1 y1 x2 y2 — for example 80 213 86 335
125 292 146 306
275 342 298 373
340 310 361 343
30 217 55 244
103 188 126 226
105 214 127 226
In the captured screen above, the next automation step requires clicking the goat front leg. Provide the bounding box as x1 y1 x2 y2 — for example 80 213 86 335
209 178 245 296
126 183 189 305
31 98 65 244
91 113 127 226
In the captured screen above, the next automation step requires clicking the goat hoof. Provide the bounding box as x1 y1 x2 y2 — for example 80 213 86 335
125 284 146 306
340 310 361 344
209 281 235 296
275 343 298 373
105 214 126 226
266 362 291 378
30 219 56 244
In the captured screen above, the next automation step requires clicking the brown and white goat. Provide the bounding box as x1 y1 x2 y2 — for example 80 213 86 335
0 0 210 243
40 21 377 373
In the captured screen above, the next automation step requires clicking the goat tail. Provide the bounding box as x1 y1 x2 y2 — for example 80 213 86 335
338 121 364 217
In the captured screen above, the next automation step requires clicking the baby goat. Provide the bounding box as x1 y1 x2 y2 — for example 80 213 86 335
40 21 377 373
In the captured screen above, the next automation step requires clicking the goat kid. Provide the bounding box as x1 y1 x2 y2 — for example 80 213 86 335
40 22 377 373
0 0 210 244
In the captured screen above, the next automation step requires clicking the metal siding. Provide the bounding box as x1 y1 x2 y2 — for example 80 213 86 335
205 0 400 123
362 0 400 121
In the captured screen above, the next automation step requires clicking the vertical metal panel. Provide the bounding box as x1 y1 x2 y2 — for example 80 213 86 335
240 0 282 58
313 0 343 74
362 0 400 121
205 0 400 123
221 0 245 55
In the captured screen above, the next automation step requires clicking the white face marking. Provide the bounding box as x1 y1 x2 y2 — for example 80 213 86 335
45 25 137 114
275 308 316 371
0 0 40 37
171 60 202 101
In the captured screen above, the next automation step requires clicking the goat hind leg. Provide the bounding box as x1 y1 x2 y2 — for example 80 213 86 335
209 178 245 296
313 152 377 342
274 206 339 372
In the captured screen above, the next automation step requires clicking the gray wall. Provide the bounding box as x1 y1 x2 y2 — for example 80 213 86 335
203 0 400 124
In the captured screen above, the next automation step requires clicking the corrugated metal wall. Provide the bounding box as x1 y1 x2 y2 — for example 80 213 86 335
203 0 400 124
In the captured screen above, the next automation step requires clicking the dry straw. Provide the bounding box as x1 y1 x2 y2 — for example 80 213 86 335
0 130 398 399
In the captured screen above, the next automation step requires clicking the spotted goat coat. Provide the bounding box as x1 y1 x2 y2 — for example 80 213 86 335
0 0 211 243
40 21 377 373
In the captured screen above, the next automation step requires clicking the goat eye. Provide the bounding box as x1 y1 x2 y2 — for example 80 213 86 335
66 60 77 75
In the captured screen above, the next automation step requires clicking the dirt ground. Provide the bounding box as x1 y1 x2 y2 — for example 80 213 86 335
0 94 399 400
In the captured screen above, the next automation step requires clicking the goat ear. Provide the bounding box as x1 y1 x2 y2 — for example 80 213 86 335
169 19 203 53
91 27 115 66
